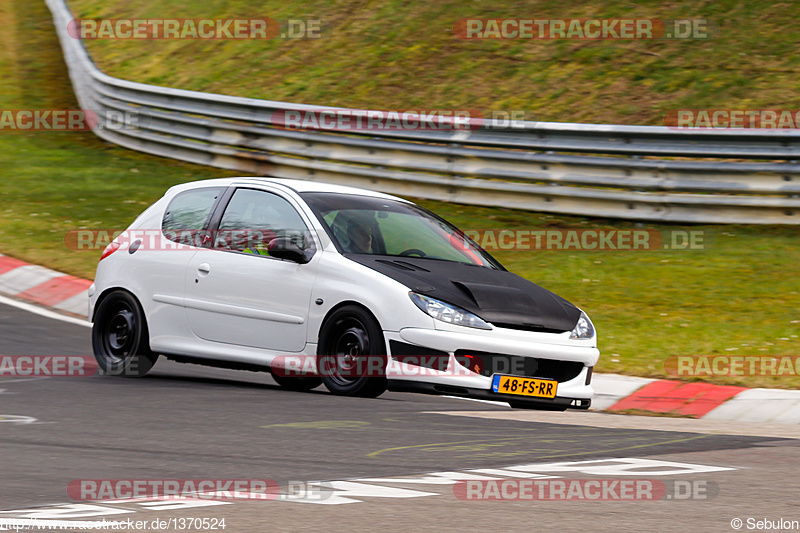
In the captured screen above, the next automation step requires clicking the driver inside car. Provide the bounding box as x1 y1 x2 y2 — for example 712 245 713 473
344 216 374 254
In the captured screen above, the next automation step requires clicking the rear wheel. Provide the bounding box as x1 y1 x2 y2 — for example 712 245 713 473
318 306 387 398
92 291 158 377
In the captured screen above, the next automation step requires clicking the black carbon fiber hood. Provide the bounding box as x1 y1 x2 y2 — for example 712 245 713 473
347 255 581 332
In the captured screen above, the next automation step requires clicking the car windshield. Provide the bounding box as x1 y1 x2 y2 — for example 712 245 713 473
301 192 501 269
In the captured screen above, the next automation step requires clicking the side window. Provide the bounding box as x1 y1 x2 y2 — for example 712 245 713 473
216 188 310 254
162 187 222 245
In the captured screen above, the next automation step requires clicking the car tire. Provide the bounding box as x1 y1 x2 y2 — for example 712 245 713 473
318 305 388 398
92 290 158 377
270 372 323 392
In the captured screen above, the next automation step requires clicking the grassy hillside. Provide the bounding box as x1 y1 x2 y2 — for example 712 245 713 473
66 0 800 125
0 0 240 277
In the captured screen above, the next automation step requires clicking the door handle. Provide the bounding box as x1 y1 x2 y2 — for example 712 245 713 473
197 263 211 276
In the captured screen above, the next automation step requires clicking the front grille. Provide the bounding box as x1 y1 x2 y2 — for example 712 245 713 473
492 323 569 334
454 349 584 383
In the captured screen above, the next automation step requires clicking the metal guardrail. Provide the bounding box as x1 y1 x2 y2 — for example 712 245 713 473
47 0 800 223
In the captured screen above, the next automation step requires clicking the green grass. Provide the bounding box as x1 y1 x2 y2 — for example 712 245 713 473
0 1 798 390
65 0 800 125
424 207 800 390
0 0 240 277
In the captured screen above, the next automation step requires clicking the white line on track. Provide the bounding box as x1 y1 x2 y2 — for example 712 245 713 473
443 395 509 407
0 294 91 328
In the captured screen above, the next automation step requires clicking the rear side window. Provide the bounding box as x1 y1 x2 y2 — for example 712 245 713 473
162 187 222 242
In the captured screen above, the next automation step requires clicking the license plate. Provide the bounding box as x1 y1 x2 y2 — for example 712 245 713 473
491 374 557 398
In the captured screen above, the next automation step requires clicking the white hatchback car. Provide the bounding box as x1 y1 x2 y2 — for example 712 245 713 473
90 177 599 410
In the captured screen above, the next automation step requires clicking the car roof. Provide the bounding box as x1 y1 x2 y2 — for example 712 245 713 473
166 177 408 202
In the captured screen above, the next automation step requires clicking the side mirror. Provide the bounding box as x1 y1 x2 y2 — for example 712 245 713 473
267 237 313 264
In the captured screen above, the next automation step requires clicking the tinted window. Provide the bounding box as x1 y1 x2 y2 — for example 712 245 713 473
216 188 310 254
162 187 222 243
302 192 501 269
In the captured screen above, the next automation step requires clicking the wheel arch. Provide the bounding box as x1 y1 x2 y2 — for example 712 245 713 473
316 300 386 354
91 286 143 322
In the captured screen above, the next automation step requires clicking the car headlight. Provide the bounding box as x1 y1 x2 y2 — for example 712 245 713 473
569 311 595 340
409 292 492 330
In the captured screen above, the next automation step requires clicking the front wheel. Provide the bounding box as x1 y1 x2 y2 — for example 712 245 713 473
317 306 387 398
92 291 158 377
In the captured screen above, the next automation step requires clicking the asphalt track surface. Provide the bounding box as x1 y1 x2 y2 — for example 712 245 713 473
1 299 799 532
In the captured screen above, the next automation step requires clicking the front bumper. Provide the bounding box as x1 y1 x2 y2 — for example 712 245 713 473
384 326 599 408
388 380 591 410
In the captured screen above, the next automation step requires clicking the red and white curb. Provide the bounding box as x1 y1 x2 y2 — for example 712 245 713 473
0 253 90 317
592 374 800 425
0 252 798 425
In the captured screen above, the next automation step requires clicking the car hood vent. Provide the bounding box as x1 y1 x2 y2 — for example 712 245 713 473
347 256 581 332
376 259 431 272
